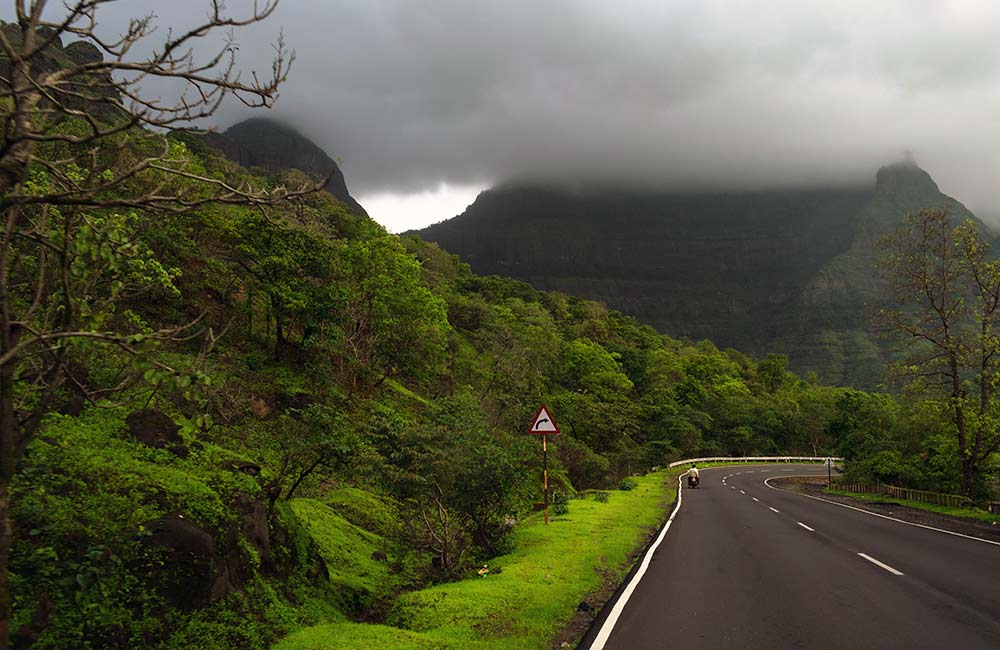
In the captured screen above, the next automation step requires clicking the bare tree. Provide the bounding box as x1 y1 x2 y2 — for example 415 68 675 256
0 2 311 645
877 208 1000 498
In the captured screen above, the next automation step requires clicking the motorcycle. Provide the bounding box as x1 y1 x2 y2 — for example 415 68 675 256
687 474 700 489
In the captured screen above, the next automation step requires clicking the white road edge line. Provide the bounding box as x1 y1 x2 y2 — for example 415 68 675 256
763 475 1000 547
858 552 903 575
769 507 780 513
797 522 815 532
588 473 686 650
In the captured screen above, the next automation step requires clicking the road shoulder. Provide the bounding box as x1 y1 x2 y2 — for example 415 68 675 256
773 477 1000 543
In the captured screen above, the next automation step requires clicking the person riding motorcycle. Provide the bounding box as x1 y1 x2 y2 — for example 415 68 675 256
687 464 700 488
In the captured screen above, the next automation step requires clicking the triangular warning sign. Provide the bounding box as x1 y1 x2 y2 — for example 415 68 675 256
529 404 560 435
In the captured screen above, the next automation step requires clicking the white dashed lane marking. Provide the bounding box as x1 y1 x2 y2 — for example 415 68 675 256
752 497 759 502
797 522 815 532
858 553 904 576
769 507 780 513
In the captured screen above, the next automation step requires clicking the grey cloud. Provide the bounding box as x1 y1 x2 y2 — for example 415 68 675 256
52 1 1000 221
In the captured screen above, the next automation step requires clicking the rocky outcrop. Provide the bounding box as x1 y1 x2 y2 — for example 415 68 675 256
140 493 272 608
200 117 367 216
125 408 188 458
141 515 218 609
234 492 270 560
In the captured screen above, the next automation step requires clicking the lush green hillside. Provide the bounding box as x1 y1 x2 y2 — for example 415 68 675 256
9 124 875 647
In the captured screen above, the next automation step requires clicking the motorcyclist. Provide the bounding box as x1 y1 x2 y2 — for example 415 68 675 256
688 463 700 488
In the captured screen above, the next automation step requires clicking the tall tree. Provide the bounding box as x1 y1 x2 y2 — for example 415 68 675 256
0 3 302 645
877 208 1000 498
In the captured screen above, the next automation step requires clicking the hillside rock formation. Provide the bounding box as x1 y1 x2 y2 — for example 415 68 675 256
414 162 982 387
201 118 367 216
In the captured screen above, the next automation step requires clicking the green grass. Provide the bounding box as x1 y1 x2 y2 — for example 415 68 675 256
289 499 396 610
320 487 401 538
384 378 433 407
824 489 1000 524
274 470 679 650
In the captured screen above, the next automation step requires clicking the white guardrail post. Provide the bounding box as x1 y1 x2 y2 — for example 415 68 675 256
667 456 844 468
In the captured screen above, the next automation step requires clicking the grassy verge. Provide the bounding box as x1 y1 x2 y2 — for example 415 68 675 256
273 469 680 650
824 489 999 524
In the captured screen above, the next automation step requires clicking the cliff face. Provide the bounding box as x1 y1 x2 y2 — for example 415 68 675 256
773 162 980 386
201 118 367 216
414 164 985 387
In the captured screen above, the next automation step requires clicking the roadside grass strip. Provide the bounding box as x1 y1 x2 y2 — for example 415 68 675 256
765 478 1000 548
274 470 678 650
824 489 1000 525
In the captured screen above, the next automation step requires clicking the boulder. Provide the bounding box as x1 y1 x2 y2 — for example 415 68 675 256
141 515 215 609
234 492 270 559
57 395 85 417
126 408 188 458
219 459 262 476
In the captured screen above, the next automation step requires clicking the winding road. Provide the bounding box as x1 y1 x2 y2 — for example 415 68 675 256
585 464 1000 650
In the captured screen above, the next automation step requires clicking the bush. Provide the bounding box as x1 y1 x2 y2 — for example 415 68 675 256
594 491 610 503
618 477 638 491
554 435 612 489
551 492 570 516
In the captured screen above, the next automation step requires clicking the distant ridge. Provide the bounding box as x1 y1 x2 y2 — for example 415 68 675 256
413 163 986 387
201 117 367 216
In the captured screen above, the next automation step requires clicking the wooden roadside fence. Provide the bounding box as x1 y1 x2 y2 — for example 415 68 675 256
835 481 974 509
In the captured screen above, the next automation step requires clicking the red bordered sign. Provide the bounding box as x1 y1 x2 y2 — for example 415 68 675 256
528 404 560 435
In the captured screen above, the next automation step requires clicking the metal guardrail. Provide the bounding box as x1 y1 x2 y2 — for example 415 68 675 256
667 456 842 468
835 482 974 509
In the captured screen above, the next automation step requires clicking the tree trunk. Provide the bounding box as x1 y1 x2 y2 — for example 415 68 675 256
0 480 10 650
271 295 284 361
962 455 975 500
0 350 18 650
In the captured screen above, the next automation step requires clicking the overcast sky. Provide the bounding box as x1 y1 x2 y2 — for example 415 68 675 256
38 1 1000 231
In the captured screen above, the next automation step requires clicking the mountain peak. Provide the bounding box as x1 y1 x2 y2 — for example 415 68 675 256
201 117 367 216
875 160 939 196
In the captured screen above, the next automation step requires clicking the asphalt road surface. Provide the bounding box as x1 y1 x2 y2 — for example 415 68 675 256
588 464 1000 650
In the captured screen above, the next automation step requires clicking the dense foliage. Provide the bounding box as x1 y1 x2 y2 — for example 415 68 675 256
4 47 995 650
8 132 877 647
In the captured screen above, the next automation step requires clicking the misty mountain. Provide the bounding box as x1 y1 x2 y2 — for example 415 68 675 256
414 162 982 387
200 118 367 216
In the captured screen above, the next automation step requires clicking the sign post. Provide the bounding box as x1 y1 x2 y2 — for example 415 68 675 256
529 405 560 525
826 457 833 487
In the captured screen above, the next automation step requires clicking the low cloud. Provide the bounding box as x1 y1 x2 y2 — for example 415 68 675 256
80 2 1000 222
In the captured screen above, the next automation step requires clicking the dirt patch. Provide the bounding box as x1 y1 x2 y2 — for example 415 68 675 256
772 477 1000 543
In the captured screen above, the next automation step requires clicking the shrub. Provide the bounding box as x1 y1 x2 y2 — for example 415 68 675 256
551 492 570 516
618 477 638 491
594 491 610 503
